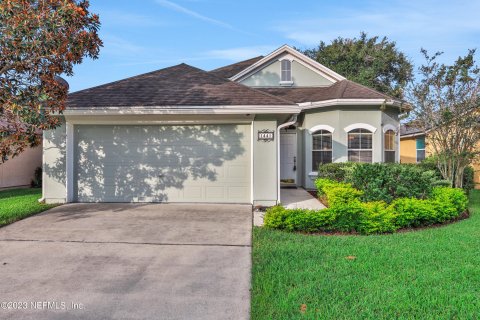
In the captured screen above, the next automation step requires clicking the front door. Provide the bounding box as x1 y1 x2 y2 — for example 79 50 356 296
280 131 297 184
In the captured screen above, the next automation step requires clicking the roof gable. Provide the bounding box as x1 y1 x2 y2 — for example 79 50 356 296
230 45 346 83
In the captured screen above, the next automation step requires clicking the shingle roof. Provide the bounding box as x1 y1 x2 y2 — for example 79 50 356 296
209 56 264 79
400 123 425 136
257 80 392 103
67 63 295 108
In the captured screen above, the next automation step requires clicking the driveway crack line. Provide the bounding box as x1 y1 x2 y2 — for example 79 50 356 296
0 238 252 247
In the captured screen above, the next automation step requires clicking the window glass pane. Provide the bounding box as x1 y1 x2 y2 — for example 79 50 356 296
348 134 360 149
348 150 359 162
416 137 425 149
417 150 426 162
384 130 395 150
312 135 322 150
360 134 373 149
359 151 373 163
321 134 332 149
312 130 332 150
313 151 332 170
385 150 395 163
281 60 291 81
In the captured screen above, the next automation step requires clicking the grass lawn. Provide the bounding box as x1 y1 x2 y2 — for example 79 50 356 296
252 190 480 320
0 188 56 227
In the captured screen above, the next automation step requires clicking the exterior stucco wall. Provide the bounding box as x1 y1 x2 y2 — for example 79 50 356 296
400 136 418 163
0 146 42 189
43 121 67 203
252 120 278 206
240 60 333 87
43 117 282 205
300 106 400 189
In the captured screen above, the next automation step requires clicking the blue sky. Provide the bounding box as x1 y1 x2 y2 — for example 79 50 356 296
68 0 480 92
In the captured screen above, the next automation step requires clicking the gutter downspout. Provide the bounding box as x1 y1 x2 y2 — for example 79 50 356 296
277 114 298 204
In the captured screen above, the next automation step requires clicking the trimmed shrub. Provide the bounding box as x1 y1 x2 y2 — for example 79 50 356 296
263 206 291 230
391 198 438 228
265 178 469 235
283 208 336 232
317 162 357 182
349 163 438 203
329 201 365 232
358 201 397 234
315 178 363 206
263 206 336 232
391 187 467 228
431 187 468 213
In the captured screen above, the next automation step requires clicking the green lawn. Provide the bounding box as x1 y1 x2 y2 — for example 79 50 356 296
252 190 480 320
0 188 56 227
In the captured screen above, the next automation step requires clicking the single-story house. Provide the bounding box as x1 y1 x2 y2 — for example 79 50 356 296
0 146 42 189
400 124 480 189
43 45 408 205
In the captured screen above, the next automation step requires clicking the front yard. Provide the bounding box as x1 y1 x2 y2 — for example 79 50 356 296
0 188 56 227
252 190 480 319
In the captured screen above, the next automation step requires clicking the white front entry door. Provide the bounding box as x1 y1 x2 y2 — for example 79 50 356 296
280 132 297 183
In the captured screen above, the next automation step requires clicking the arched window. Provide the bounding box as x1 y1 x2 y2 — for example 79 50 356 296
312 130 332 170
348 129 373 163
280 59 292 82
384 129 396 163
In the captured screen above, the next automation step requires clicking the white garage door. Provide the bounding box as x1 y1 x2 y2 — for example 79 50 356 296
74 124 251 203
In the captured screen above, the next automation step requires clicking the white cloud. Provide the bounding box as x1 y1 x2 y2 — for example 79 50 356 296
155 0 233 29
101 34 147 56
274 0 480 62
116 45 278 67
206 45 277 61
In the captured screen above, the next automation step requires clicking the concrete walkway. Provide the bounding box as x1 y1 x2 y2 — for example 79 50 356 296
281 188 326 210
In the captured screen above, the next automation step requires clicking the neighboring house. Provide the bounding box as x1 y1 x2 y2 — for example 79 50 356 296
43 45 408 205
400 124 480 189
0 146 42 189
399 124 426 164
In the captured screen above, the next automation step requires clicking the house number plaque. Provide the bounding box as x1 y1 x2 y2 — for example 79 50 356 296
257 129 275 142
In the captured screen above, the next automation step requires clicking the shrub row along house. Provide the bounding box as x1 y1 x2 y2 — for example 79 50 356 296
43 45 409 205
400 123 480 189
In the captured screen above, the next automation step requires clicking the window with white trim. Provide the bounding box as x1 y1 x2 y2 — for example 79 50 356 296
280 60 292 82
384 129 396 163
348 128 373 163
312 130 332 170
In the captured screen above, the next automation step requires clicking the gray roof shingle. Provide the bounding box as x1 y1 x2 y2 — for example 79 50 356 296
257 80 392 103
209 56 264 79
400 123 425 136
67 63 295 108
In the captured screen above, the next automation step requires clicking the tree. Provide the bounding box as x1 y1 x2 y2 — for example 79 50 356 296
0 0 102 163
302 32 413 99
407 49 480 188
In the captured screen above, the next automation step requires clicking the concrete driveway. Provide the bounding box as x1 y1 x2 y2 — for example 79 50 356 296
0 203 252 320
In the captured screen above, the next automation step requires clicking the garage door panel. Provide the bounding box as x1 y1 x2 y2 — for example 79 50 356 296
75 125 251 203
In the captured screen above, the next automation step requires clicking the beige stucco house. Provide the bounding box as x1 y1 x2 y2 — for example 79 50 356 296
43 45 408 205
0 146 42 189
400 124 480 189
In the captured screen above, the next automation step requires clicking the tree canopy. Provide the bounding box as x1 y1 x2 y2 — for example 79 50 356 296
0 0 102 162
302 32 413 99
407 49 480 188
